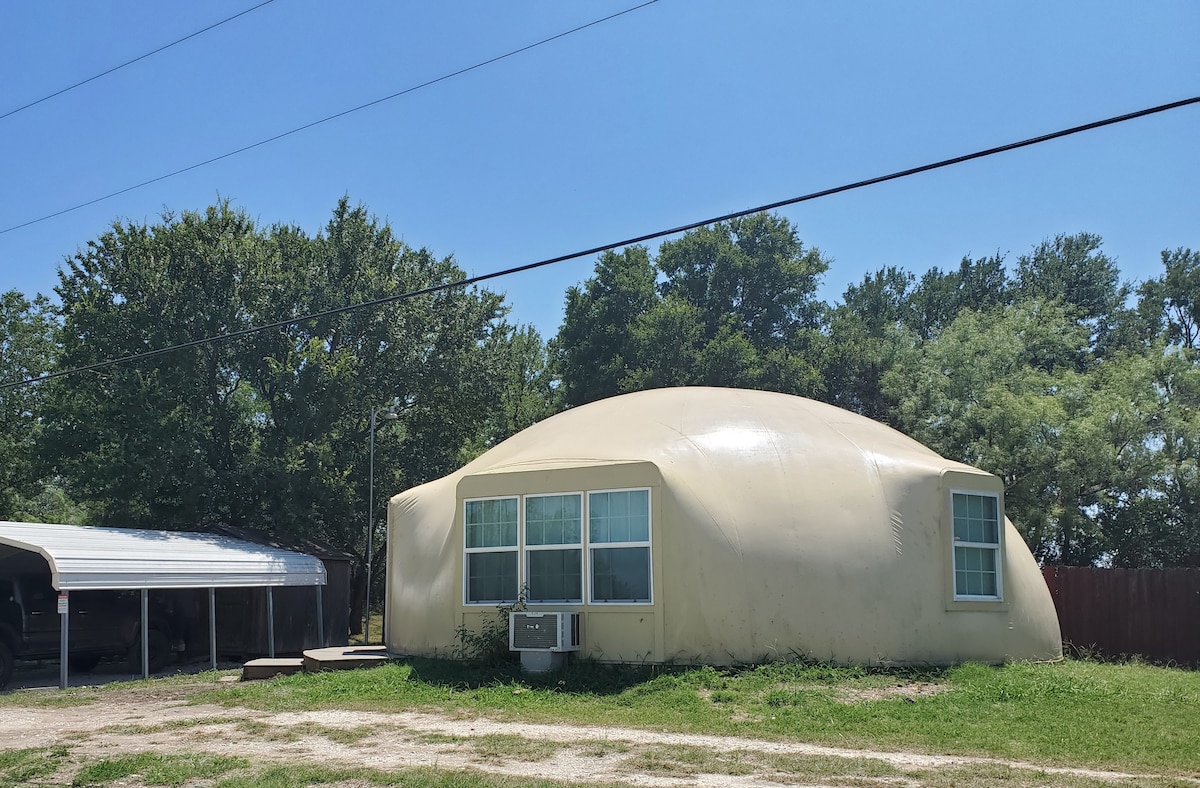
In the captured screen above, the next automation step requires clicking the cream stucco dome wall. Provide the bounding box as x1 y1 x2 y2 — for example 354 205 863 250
385 387 1062 665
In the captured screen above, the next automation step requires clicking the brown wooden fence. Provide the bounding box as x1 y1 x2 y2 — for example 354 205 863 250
1041 565 1200 666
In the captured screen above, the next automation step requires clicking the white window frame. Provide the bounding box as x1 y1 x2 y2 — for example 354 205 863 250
950 489 1003 601
462 487 654 607
463 496 520 605
587 487 653 605
523 492 584 604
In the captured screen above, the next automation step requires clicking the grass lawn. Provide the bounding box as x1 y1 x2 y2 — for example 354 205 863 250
187 656 1200 776
3 655 1197 785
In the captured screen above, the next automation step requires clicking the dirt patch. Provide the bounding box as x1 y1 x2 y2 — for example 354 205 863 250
0 682 1191 787
835 680 950 703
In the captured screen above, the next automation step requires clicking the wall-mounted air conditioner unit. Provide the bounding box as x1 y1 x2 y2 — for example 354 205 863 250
509 611 581 652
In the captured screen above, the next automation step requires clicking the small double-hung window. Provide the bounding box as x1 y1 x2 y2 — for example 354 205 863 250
951 491 1002 600
524 494 583 603
589 489 652 603
464 497 519 604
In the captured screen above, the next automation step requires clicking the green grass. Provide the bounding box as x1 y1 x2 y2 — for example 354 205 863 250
194 657 1200 775
71 752 248 786
60 754 620 788
210 763 621 788
0 746 71 788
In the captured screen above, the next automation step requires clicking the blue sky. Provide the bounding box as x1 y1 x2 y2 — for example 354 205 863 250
2 0 1196 339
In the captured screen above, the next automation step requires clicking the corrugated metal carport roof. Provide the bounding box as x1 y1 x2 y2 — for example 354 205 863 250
0 521 327 590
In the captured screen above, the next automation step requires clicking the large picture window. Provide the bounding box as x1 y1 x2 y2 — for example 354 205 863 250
464 497 519 604
463 488 652 606
951 491 1002 600
525 494 583 603
589 489 651 603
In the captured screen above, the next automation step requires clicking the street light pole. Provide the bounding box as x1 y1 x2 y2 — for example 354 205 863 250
365 403 398 644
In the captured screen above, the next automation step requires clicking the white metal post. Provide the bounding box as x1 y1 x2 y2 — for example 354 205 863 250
58 590 69 689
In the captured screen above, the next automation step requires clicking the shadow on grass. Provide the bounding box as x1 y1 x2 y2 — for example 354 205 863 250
402 655 956 696
403 655 683 695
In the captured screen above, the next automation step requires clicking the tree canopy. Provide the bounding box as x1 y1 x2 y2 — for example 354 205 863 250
27 198 543 630
3 200 1197 599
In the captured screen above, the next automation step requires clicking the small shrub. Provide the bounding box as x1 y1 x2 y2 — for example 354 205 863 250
454 589 527 665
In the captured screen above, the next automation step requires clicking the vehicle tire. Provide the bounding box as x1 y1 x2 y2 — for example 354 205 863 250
0 642 14 689
68 653 102 673
128 629 171 674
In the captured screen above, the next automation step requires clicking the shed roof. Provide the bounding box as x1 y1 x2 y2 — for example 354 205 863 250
0 521 327 590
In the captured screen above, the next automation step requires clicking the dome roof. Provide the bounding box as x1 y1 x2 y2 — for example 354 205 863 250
462 386 968 482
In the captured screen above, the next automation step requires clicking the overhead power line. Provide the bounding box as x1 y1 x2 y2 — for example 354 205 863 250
2 95 1196 393
0 0 278 122
0 0 662 236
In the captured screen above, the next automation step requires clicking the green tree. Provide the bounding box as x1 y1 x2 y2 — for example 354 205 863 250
554 213 829 403
823 267 915 422
235 199 514 624
1016 233 1128 354
458 323 555 464
908 253 1010 341
38 198 522 630
0 290 57 518
1137 248 1200 355
40 203 265 528
885 300 1100 562
553 247 657 407
656 213 828 348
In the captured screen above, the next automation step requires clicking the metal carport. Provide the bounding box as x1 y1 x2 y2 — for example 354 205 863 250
0 521 327 688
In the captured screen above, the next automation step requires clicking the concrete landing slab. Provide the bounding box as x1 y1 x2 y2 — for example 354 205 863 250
302 645 390 673
242 657 304 681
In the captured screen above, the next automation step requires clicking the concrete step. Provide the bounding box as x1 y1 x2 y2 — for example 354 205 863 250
302 645 389 673
242 657 304 681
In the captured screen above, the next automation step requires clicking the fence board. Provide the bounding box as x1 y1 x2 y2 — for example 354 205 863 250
1042 565 1200 665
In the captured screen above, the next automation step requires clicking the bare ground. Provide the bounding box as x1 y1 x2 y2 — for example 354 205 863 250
0 680 1194 787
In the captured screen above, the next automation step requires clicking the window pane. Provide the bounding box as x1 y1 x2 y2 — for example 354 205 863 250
465 498 518 548
590 490 650 544
968 495 982 518
954 546 1000 598
466 551 518 603
526 494 582 546
527 549 582 602
592 547 650 602
952 493 999 546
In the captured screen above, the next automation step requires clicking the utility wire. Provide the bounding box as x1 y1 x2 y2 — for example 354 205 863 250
2 95 1196 393
0 0 661 236
0 0 278 121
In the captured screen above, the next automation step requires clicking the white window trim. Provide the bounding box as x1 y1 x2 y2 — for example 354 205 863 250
523 492 585 604
587 487 654 606
950 488 1004 602
463 496 520 606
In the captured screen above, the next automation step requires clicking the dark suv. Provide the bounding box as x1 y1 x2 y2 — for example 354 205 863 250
0 574 175 687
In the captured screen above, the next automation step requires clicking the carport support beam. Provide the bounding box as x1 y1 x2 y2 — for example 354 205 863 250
141 589 149 679
267 587 275 659
59 590 69 690
208 588 217 670
316 584 324 648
